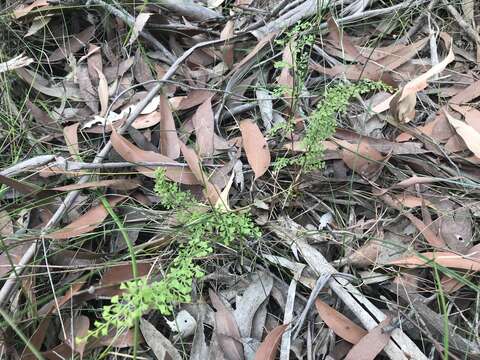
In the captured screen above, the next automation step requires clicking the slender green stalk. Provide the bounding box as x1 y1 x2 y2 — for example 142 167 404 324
99 196 139 359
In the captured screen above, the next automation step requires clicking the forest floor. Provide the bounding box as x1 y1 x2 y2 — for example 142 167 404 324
1 0 480 359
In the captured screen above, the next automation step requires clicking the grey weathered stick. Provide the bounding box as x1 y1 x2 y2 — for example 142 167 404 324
0 37 229 307
0 155 55 177
88 0 176 64
271 217 428 360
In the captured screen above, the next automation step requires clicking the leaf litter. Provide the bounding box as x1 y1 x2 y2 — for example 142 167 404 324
2 0 480 359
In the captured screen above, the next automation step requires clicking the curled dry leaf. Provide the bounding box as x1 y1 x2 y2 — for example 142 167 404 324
159 94 181 159
388 251 480 271
110 128 198 184
239 119 270 180
254 324 289 360
48 196 124 239
315 298 367 344
445 111 480 158
373 33 454 116
343 318 392 360
14 0 48 18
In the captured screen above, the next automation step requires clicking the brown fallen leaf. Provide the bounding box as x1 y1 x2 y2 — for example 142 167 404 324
49 26 95 63
87 44 102 84
100 263 153 287
254 324 289 360
95 66 109 117
110 128 198 184
445 111 480 157
441 243 480 293
52 179 140 192
192 97 215 157
221 20 235 69
388 251 480 271
128 13 152 45
170 89 214 111
239 119 270 180
343 318 392 360
373 33 454 117
62 316 89 356
14 0 48 18
48 196 124 239
209 289 244 360
132 111 161 129
63 123 80 160
179 142 220 204
315 298 367 344
337 139 385 178
159 94 181 159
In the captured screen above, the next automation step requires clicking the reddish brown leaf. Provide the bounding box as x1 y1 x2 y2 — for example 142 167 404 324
159 94 181 159
337 139 385 178
179 142 220 204
63 123 80 160
254 324 288 360
315 298 367 344
26 100 59 130
48 196 123 239
239 119 270 180
101 263 153 286
343 318 392 360
192 97 214 157
110 128 198 184
209 289 244 360
388 251 480 271
49 26 95 63
232 33 276 72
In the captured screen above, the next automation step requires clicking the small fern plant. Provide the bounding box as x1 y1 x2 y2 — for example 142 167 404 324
84 169 260 340
274 80 391 171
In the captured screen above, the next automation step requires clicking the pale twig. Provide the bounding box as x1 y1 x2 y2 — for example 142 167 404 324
0 155 55 177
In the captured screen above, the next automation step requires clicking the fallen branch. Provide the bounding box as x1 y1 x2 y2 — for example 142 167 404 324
269 217 428 360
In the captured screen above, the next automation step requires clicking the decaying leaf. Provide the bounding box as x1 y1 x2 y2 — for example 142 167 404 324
337 139 385 178
445 111 480 158
49 26 95 63
140 318 182 360
388 251 480 271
